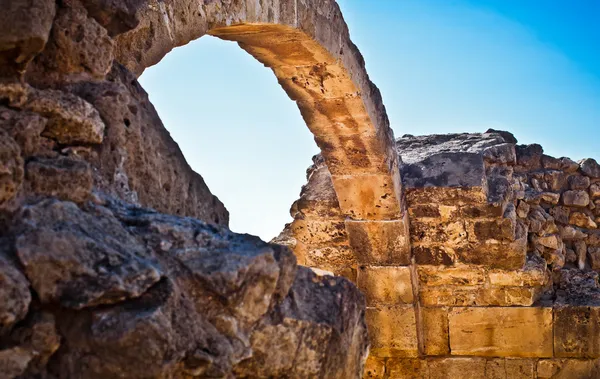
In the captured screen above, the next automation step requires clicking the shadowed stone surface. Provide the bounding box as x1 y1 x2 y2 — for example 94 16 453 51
0 0 374 377
0 197 368 378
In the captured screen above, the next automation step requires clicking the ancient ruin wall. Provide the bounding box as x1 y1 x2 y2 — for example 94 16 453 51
0 0 380 377
281 130 600 378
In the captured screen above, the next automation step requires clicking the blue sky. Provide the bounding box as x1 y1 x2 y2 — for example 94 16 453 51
140 0 600 240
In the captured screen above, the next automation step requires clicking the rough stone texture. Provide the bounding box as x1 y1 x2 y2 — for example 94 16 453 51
448 307 553 358
0 130 24 206
4 0 600 375
366 305 418 358
0 0 56 78
0 198 369 378
0 0 379 377
23 88 105 144
0 244 31 335
282 130 600 378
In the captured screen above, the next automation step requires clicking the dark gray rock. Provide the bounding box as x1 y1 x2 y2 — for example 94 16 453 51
0 130 24 207
25 156 93 203
15 199 162 309
0 243 31 336
516 144 544 170
580 158 600 178
80 0 145 37
2 198 368 378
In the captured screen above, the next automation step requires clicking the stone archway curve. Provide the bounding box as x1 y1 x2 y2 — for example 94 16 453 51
116 0 410 264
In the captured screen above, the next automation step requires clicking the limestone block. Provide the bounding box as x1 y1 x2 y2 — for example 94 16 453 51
24 89 105 145
454 222 527 270
386 358 427 379
484 359 535 379
465 217 516 243
409 204 441 219
401 151 486 189
480 287 543 307
304 245 356 272
540 192 560 205
516 201 531 218
290 219 348 245
0 0 56 76
362 356 385 379
505 359 536 379
405 187 487 207
448 307 553 357
410 219 467 245
366 305 418 358
420 286 541 307
332 173 402 219
588 231 600 246
537 359 600 379
25 157 93 204
313 131 395 177
347 219 411 265
428 358 486 379
417 265 485 287
554 306 600 358
516 144 543 170
0 131 24 206
33 3 115 82
487 256 547 287
461 203 506 218
413 245 455 265
357 266 413 306
420 286 480 306
559 225 588 241
421 307 449 356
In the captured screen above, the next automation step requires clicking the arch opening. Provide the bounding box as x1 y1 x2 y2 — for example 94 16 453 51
139 35 320 240
114 0 413 278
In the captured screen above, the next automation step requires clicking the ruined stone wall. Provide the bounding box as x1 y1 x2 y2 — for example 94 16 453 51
0 0 371 377
281 131 600 378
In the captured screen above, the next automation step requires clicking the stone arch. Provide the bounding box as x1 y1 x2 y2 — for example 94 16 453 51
115 0 411 265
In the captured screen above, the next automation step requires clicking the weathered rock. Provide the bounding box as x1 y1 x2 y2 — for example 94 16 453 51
448 307 553 357
24 88 105 145
580 158 600 178
562 190 590 207
3 197 368 378
26 1 114 86
0 106 53 158
15 199 162 309
25 156 93 203
0 0 56 77
570 211 597 229
0 130 24 206
569 175 591 190
516 144 543 170
80 0 145 36
0 244 31 335
591 183 600 199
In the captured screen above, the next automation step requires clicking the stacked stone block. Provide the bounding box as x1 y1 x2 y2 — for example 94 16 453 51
281 131 600 378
